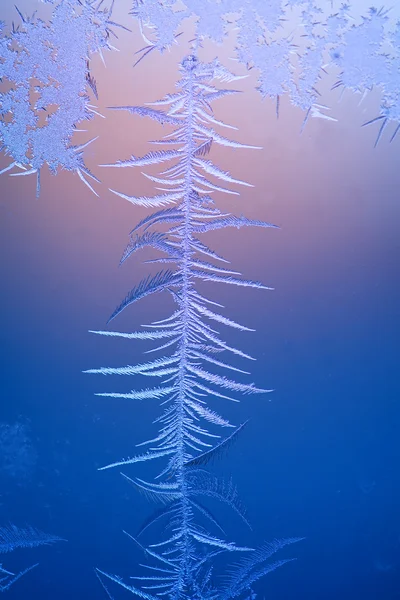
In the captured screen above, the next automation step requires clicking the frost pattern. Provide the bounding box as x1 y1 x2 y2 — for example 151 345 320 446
0 524 65 592
0 0 119 196
87 54 302 600
331 7 400 144
131 1 400 138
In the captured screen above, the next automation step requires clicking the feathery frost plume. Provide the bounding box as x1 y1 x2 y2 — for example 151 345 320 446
0 523 65 592
87 54 302 600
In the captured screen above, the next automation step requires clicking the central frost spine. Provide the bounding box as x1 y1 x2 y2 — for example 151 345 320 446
88 54 300 600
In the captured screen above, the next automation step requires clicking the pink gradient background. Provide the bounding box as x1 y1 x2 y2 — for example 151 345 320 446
1 0 399 345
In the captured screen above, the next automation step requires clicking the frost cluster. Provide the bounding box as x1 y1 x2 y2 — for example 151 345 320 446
0 0 116 196
132 1 400 135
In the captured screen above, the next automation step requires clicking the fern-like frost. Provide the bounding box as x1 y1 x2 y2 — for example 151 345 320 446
87 54 301 599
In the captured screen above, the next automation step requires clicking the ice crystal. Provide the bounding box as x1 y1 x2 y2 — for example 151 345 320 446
131 1 400 136
87 53 302 600
0 0 118 196
331 7 400 144
0 524 65 592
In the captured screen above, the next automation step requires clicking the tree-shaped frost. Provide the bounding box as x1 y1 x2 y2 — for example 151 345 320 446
86 54 302 600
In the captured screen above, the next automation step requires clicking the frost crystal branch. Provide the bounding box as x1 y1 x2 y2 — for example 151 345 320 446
87 54 302 600
0 524 65 593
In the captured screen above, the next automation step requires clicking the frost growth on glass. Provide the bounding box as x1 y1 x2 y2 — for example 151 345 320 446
0 524 65 592
131 1 400 138
87 54 302 600
0 0 119 196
